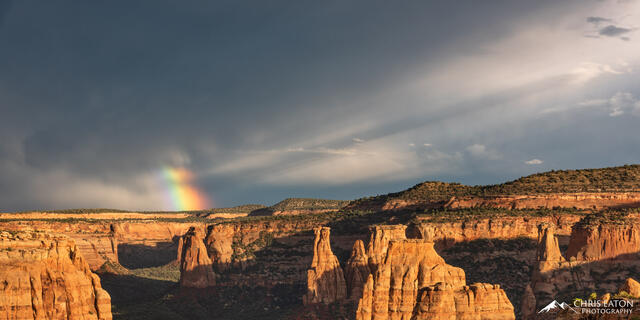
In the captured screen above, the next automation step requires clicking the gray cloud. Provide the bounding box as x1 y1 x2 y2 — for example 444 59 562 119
599 24 632 37
0 0 11 27
587 16 611 24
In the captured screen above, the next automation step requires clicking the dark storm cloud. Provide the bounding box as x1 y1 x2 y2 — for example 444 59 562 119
599 24 632 37
586 16 611 24
3 1 563 170
1 0 639 211
0 0 11 27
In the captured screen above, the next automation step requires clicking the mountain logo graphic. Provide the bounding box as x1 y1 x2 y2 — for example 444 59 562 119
538 300 579 314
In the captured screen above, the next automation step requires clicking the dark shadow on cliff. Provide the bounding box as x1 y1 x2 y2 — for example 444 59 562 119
531 250 640 307
437 237 538 319
99 272 184 320
118 238 180 268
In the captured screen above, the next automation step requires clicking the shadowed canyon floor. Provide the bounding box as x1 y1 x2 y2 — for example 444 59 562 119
2 165 640 319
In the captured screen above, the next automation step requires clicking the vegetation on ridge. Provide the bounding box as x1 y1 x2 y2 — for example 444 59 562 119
351 164 640 206
269 198 349 211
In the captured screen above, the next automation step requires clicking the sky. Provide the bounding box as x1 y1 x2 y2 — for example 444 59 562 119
1 0 640 211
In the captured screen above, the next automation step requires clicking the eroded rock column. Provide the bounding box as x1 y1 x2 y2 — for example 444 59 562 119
179 227 217 288
303 227 347 304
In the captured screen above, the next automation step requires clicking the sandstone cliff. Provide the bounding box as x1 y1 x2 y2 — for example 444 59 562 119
566 220 640 261
411 215 579 250
445 192 640 210
303 227 347 304
536 224 564 262
355 226 514 320
365 225 407 273
0 231 112 320
349 191 640 213
412 282 514 320
522 215 640 319
178 227 216 288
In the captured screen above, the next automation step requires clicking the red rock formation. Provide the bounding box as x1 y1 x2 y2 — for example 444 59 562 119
303 227 347 304
522 216 640 319
365 225 407 273
566 222 640 261
179 227 216 288
620 278 640 297
537 224 564 262
0 231 112 320
344 240 370 301
355 234 513 320
204 224 235 272
412 282 515 320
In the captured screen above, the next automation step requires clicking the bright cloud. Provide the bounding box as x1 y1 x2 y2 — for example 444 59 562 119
525 159 544 165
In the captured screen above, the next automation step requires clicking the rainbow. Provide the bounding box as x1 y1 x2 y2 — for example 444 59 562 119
161 167 211 211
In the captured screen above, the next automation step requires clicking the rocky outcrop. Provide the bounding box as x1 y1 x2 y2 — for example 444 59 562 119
355 231 514 320
303 227 347 304
178 227 216 288
566 222 640 261
522 216 640 319
536 224 564 265
204 225 235 272
620 278 640 297
365 225 407 273
0 231 112 320
344 240 370 301
412 282 515 320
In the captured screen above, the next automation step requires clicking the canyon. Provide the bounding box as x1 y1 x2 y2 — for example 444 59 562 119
1 165 640 319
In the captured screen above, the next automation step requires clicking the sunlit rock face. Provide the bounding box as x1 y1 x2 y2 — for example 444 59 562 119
303 227 347 304
354 226 514 320
620 278 640 297
566 222 640 261
178 227 216 288
0 231 112 320
522 214 640 320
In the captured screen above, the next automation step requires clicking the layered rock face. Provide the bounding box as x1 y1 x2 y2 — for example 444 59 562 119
0 231 112 320
445 192 640 210
178 227 216 288
349 192 640 213
411 215 579 250
412 282 514 320
354 226 514 320
0 221 119 270
204 224 235 272
566 222 640 261
204 219 325 273
303 227 347 304
365 225 407 272
522 216 640 319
